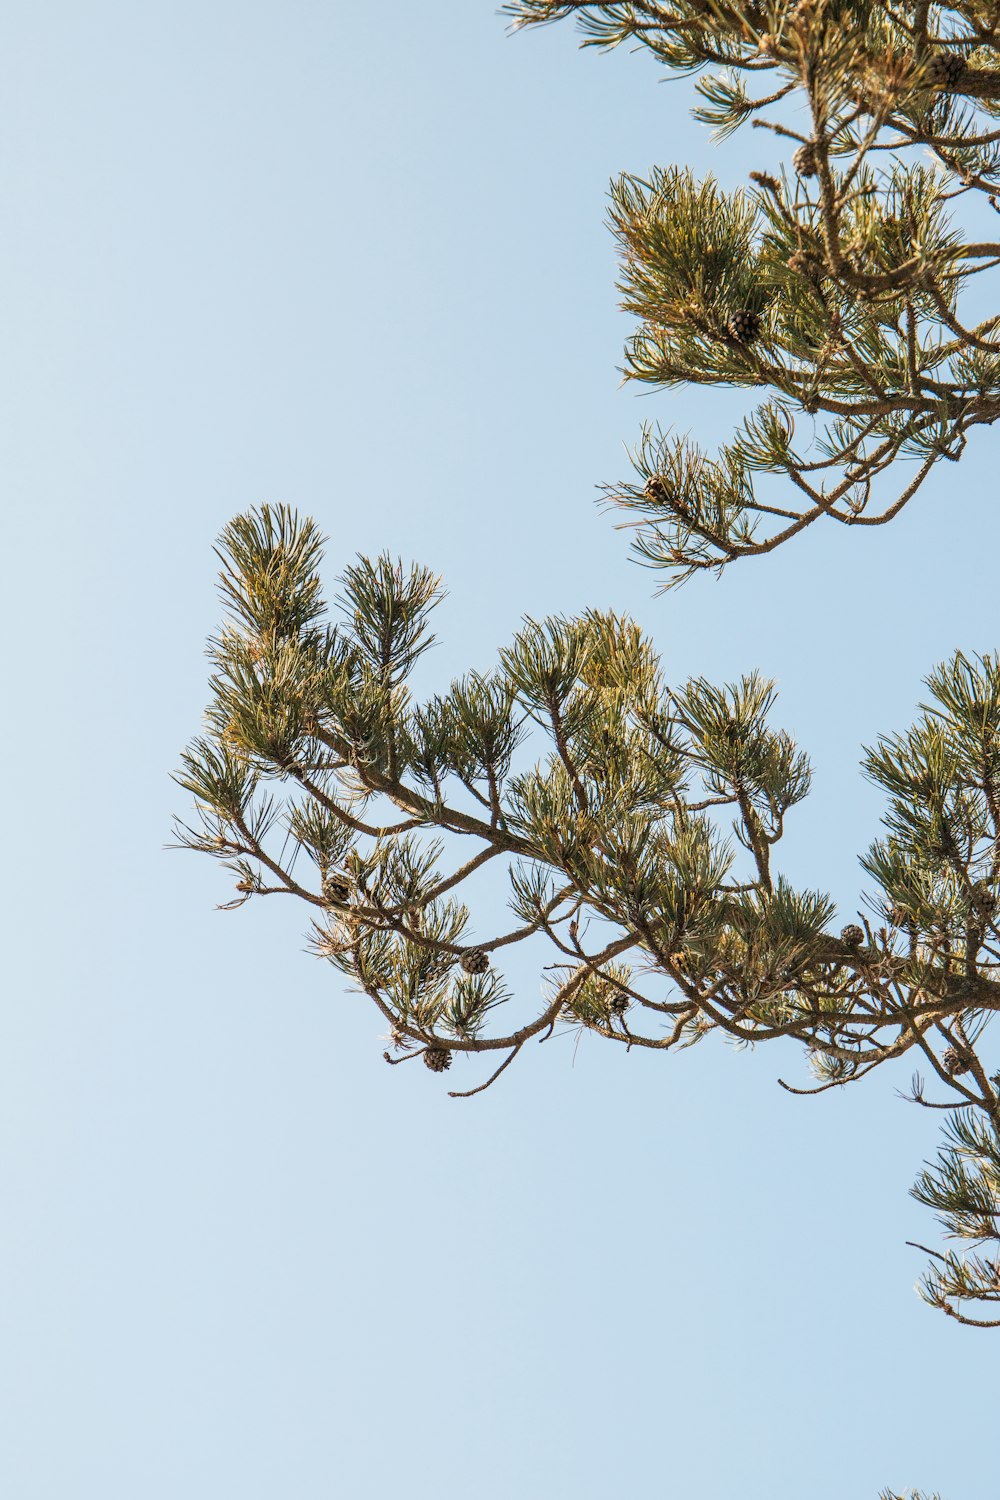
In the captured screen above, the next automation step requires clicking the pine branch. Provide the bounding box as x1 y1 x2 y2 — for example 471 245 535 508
507 2 1000 579
176 510 1000 1348
176 511 1000 1082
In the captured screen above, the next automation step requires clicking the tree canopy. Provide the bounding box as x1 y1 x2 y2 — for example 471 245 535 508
176 4 1000 1466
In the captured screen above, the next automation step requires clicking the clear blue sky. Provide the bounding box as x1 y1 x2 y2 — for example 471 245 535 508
2 4 996 1497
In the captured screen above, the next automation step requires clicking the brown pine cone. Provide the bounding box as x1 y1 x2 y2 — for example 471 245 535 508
460 947 490 976
727 309 762 345
930 52 967 88
793 142 819 178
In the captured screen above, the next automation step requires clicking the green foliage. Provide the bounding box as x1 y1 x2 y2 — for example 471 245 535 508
217 505 327 641
508 1 1000 582
175 517 1000 1259
911 1110 1000 1326
176 14 1000 1497
611 167 767 379
863 653 1000 947
337 553 441 686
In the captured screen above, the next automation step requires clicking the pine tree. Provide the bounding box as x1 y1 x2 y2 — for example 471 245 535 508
175 8 1000 1476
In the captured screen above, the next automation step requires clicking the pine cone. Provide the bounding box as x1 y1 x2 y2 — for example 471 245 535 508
970 881 996 915
423 1046 453 1073
943 1046 971 1077
322 872 351 905
609 994 629 1017
793 142 818 178
727 309 762 345
460 947 490 976
644 475 668 504
930 51 967 88
840 923 864 948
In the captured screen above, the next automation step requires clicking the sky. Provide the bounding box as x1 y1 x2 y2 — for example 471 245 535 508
1 3 997 1497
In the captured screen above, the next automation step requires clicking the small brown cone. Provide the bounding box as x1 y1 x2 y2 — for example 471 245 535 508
943 1046 971 1077
322 872 351 905
793 142 818 178
460 947 490 976
727 309 762 345
930 52 967 88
